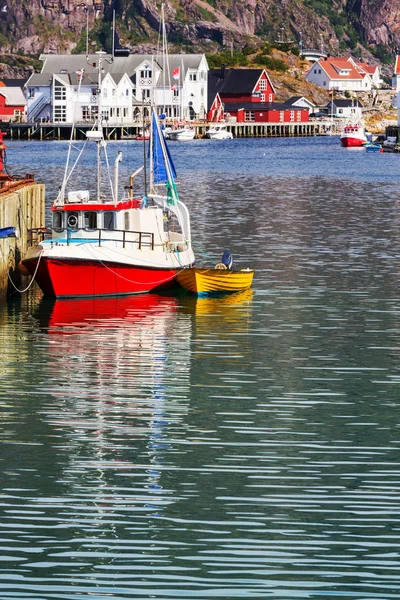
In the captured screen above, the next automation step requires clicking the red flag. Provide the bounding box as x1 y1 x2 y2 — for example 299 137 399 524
172 67 180 80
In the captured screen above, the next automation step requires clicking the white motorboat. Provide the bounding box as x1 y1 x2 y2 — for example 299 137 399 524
206 124 233 140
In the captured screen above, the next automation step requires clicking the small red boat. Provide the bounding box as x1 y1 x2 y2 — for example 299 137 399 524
340 123 367 147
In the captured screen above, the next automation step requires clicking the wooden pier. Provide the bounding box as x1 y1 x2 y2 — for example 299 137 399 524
3 120 335 141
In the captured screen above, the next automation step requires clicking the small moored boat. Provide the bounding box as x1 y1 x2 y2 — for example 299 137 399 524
176 251 253 295
176 267 254 296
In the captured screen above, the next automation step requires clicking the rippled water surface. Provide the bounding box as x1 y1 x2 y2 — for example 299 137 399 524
1 136 400 598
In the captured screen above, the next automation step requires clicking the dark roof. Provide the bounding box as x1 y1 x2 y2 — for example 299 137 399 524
208 68 263 109
222 101 309 111
286 96 303 104
0 78 28 88
328 99 363 108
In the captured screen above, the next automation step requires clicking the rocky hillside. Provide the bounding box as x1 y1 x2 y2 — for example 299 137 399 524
0 0 399 66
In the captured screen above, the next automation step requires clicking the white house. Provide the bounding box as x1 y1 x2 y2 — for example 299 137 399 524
306 57 373 92
25 53 209 124
326 99 363 120
285 96 315 114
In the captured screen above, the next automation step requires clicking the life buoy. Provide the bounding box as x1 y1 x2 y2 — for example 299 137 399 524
67 214 78 228
215 263 227 270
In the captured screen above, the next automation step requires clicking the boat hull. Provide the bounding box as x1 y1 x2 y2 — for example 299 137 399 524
23 256 179 298
176 268 254 295
340 136 365 147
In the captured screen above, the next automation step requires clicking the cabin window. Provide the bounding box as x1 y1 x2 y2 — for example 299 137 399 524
53 212 63 230
124 212 130 230
84 211 97 229
103 212 115 230
67 212 79 229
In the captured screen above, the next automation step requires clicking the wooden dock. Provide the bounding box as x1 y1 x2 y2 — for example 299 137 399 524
3 120 335 141
0 180 45 301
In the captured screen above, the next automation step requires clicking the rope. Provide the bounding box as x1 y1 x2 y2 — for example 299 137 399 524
192 241 215 262
84 243 187 286
7 249 44 293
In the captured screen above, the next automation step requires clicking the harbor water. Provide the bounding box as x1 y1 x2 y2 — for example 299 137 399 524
1 136 400 599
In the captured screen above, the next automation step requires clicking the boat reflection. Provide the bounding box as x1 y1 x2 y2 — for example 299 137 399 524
36 292 179 334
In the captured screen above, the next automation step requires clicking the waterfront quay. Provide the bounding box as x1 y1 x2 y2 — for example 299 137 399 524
0 180 45 300
3 119 334 141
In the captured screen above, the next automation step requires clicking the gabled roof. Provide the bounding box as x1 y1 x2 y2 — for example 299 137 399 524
286 96 315 107
0 87 26 105
310 57 364 81
0 78 28 88
327 99 363 108
354 61 379 76
39 53 205 79
208 67 274 110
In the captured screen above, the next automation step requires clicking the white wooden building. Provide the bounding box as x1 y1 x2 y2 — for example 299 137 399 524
25 53 209 125
306 57 373 92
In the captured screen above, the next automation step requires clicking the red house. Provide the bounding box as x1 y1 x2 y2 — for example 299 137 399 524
0 85 26 122
207 67 309 124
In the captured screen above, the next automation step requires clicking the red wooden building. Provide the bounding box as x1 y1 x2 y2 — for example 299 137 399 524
207 67 309 124
0 84 26 122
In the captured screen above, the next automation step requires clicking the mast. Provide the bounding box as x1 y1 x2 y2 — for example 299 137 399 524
96 51 106 202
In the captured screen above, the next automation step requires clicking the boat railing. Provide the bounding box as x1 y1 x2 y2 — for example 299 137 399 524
28 227 155 250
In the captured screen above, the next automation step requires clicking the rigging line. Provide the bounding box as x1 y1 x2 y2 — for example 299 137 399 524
83 244 187 285
7 249 44 293
59 71 85 202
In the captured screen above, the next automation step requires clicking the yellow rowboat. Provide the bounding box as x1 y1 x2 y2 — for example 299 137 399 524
176 267 254 296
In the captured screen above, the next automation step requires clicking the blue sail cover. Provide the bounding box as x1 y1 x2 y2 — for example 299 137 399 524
152 113 177 185
0 227 16 238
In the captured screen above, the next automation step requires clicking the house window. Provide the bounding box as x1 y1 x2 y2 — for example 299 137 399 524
290 110 295 122
123 107 128 117
269 94 273 102
143 88 151 100
279 111 284 122
84 212 97 229
296 111 301 122
173 88 179 98
54 106 66 122
318 69 321 74
261 93 265 102
189 73 197 81
117 107 120 117
140 69 152 79
339 109 343 114
54 86 66 100
259 79 267 91
29 89 35 98
103 89 108 98
201 87 204 97
126 89 129 96
112 88 116 96
103 212 115 230
244 111 254 122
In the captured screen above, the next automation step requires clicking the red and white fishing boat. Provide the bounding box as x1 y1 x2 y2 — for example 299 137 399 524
340 122 367 147
22 52 195 298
